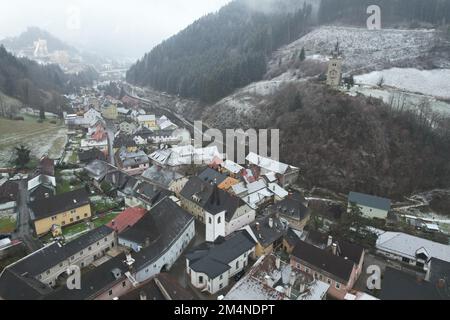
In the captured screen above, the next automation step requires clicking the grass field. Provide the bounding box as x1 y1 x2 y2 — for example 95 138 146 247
0 216 17 234
0 115 67 166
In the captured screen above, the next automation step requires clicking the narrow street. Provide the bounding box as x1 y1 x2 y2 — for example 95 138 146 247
12 180 42 252
106 122 116 166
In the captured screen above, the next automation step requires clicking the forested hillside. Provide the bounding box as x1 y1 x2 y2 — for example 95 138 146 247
0 46 96 114
318 0 450 27
127 0 313 102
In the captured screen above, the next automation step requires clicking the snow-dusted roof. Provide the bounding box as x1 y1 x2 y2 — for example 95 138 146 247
223 160 244 174
376 232 450 263
232 182 247 195
246 152 298 175
268 183 289 199
264 172 277 183
137 115 156 122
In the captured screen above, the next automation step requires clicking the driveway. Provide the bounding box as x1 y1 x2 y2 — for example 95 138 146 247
12 180 42 253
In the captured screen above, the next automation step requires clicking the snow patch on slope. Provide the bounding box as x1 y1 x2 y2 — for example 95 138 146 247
355 68 450 99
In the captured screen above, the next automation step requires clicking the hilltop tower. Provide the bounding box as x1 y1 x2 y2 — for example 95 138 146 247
326 40 343 87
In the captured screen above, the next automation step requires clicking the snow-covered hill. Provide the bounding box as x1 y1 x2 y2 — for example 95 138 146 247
355 68 450 100
268 26 446 77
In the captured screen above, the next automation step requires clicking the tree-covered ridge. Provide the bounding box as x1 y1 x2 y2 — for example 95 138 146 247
127 0 312 102
0 45 97 111
318 0 450 27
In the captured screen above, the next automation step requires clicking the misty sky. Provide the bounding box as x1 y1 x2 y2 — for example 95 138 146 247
0 0 232 60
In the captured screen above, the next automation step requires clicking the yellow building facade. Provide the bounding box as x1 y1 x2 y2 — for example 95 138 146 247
33 203 92 236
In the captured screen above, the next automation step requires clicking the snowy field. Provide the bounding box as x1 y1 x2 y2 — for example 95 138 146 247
268 26 441 75
355 68 450 99
0 117 67 166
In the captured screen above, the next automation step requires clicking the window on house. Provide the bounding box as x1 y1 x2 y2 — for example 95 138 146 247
220 275 223 280
109 290 113 296
199 276 204 284
105 238 107 242
70 218 74 223
122 281 126 287
46 270 50 275
327 279 332 285
84 213 88 217
80 251 83 256
335 282 341 289
59 263 63 267
76 216 80 220
209 217 212 224
219 284 223 289
88 246 92 251
218 217 221 224
236 261 239 269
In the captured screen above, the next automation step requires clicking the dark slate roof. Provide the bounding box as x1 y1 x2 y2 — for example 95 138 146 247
186 230 256 279
113 134 137 148
305 230 328 248
292 240 355 283
337 240 364 266
103 170 132 190
348 192 391 211
29 189 90 221
250 215 287 247
10 225 114 277
141 166 184 189
119 211 160 246
0 268 52 300
135 181 171 206
0 180 19 203
204 187 245 222
78 148 106 163
427 258 450 299
274 198 309 221
131 198 194 270
44 253 129 300
284 228 301 247
380 267 445 300
29 184 54 201
84 160 116 182
180 176 245 221
120 273 194 300
198 167 227 185
180 176 214 208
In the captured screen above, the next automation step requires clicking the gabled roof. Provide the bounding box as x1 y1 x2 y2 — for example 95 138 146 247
78 148 106 163
376 232 450 263
9 225 114 278
292 240 355 283
181 176 246 221
380 267 444 300
131 198 194 269
273 197 309 221
44 253 129 300
246 152 298 175
0 180 19 203
249 215 288 247
29 189 90 221
186 230 256 279
141 166 184 189
107 207 147 234
348 192 391 211
0 268 52 300
198 167 227 185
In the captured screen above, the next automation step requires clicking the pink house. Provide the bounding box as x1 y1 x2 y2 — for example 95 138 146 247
290 240 364 300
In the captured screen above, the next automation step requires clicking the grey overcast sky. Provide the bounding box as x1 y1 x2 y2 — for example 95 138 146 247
0 0 232 59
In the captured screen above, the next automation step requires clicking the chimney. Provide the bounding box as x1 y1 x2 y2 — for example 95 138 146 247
285 285 292 298
265 275 273 288
332 243 337 256
299 283 306 294
275 256 281 270
327 235 333 247
437 279 446 289
269 218 274 228
139 291 147 301
289 272 296 286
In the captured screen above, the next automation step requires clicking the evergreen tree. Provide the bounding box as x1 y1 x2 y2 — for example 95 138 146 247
299 47 306 61
13 145 31 169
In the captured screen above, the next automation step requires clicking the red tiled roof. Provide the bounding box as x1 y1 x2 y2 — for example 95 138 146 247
106 207 147 233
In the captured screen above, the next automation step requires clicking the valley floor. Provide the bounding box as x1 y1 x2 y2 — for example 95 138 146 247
0 115 67 167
